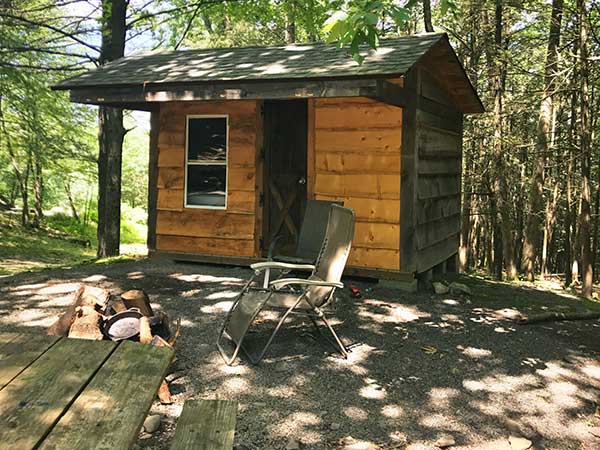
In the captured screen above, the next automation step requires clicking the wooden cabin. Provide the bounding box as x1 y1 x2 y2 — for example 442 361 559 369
54 32 483 289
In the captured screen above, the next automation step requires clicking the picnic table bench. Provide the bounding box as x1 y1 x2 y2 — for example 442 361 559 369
0 332 174 450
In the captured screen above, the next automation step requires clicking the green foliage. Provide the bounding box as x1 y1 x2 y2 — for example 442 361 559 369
322 0 457 62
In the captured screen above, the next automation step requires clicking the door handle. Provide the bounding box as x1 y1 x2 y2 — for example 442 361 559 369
298 177 306 185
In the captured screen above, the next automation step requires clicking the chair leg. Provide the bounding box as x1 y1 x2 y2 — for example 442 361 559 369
246 295 306 364
307 314 349 359
216 277 257 366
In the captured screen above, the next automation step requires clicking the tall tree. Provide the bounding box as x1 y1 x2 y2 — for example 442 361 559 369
423 0 434 32
578 0 592 298
488 0 517 280
96 0 127 257
521 0 564 281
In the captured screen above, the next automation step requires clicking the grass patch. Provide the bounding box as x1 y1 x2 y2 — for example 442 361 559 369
0 209 147 276
0 215 96 276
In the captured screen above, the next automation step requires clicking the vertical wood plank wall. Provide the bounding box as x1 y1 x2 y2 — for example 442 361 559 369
311 97 403 270
154 100 259 258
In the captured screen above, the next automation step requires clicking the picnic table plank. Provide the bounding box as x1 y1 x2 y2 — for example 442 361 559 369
170 400 237 450
39 340 174 450
0 333 60 389
0 337 116 450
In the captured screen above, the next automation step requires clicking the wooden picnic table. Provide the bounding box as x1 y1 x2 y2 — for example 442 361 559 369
0 332 174 450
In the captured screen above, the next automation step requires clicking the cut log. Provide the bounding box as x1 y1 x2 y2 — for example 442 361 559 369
148 331 174 404
139 317 153 344
518 310 600 324
47 285 110 336
121 289 153 316
68 306 104 340
169 318 181 347
158 380 173 404
151 335 172 348
105 296 127 315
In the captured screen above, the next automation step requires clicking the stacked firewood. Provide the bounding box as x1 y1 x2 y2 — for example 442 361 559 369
47 285 180 404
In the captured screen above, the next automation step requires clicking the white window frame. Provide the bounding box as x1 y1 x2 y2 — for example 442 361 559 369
184 114 229 210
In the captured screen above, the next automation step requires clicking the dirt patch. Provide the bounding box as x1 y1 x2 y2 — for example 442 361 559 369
1 259 599 449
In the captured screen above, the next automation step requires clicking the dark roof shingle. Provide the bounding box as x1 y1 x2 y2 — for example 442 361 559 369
54 33 445 89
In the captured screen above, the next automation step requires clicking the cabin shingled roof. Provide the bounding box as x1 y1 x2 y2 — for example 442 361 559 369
54 33 447 89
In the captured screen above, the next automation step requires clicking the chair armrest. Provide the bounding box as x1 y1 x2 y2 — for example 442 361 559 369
269 278 344 290
250 262 315 273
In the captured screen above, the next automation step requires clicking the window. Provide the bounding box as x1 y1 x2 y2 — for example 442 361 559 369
185 115 228 209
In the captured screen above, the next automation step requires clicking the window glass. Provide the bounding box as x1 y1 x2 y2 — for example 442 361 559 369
187 117 227 161
185 116 228 209
186 165 226 207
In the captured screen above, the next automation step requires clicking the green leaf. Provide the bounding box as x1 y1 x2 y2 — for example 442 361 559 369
364 12 378 25
322 10 348 34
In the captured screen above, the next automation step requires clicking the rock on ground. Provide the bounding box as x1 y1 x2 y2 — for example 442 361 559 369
432 282 449 295
508 435 532 450
143 414 161 433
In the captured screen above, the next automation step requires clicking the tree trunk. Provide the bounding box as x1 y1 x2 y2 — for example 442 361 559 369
541 182 560 278
423 0 434 32
564 56 579 286
97 0 127 257
578 0 592 298
64 180 80 222
521 0 563 280
285 5 296 44
488 0 517 280
32 155 43 227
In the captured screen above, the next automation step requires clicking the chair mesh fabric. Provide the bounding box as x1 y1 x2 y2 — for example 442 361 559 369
305 205 355 307
294 200 343 260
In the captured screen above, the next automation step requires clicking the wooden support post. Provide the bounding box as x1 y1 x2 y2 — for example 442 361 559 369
399 67 420 275
147 108 159 252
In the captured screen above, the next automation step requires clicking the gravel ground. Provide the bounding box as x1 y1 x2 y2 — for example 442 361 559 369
1 258 599 450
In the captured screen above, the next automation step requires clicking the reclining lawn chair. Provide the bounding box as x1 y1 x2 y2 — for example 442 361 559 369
262 199 342 288
217 204 355 365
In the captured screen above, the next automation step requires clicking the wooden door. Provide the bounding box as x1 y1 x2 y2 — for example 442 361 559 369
262 99 308 254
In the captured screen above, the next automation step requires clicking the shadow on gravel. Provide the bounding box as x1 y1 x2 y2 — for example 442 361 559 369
0 260 599 449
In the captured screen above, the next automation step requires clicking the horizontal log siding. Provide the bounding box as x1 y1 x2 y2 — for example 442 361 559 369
313 97 402 270
155 100 259 257
415 106 463 272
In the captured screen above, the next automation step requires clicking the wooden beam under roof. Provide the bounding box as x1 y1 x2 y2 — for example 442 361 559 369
69 78 380 108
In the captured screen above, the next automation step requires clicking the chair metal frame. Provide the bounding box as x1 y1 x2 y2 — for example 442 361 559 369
217 204 355 365
216 262 349 365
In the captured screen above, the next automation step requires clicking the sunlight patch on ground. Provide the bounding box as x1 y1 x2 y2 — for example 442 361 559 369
427 387 460 410
8 282 48 294
37 283 80 296
219 364 250 375
266 385 297 398
360 383 386 400
463 373 537 394
381 404 403 418
329 344 377 375
459 346 493 359
270 412 322 444
358 299 431 324
343 406 368 420
205 291 239 300
200 301 234 314
580 362 600 379
82 274 107 282
180 289 202 298
171 273 243 284
223 376 249 393
126 271 145 280
547 381 581 408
